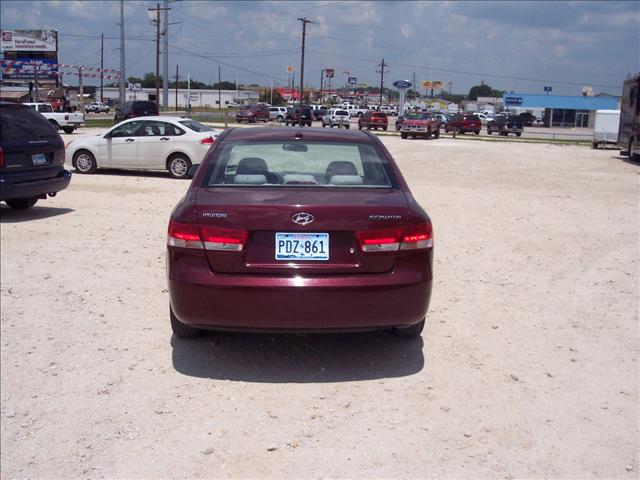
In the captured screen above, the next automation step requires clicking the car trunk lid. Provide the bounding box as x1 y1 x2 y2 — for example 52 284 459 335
195 188 410 275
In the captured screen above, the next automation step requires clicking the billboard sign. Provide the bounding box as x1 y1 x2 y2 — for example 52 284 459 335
1 30 57 52
347 77 357 85
1 58 58 81
326 68 334 78
505 97 523 105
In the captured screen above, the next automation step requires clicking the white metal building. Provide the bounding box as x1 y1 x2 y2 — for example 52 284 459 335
100 87 259 108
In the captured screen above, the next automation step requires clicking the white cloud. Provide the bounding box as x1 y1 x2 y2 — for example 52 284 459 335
400 23 413 38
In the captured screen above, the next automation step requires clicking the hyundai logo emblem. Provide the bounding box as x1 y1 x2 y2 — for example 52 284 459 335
291 212 314 225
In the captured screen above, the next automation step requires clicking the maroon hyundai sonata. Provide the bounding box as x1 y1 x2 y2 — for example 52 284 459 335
167 127 433 338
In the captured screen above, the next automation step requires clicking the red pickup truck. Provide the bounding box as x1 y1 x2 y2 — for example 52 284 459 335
400 113 441 139
358 111 388 131
444 113 481 135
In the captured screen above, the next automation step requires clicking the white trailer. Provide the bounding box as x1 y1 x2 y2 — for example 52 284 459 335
593 110 620 149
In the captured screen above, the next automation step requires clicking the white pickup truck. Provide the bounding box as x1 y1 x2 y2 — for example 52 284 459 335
340 104 369 118
23 102 85 134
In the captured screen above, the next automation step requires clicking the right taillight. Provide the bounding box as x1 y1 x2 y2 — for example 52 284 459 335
167 220 248 252
356 224 433 252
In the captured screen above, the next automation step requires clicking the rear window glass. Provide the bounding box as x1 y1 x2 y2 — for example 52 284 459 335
372 113 387 118
179 120 213 132
205 141 394 188
335 110 348 116
463 115 479 120
0 106 59 141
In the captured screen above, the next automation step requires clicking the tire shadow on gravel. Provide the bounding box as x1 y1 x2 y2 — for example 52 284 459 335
171 331 424 383
0 205 74 223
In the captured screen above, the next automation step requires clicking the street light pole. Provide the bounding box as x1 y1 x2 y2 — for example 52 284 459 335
297 17 315 120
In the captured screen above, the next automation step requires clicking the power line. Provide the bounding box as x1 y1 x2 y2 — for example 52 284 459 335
168 43 287 82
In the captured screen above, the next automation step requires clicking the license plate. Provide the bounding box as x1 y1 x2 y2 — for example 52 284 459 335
275 232 329 261
32 153 47 165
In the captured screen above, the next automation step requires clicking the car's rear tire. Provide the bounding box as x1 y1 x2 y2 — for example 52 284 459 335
167 154 192 179
400 132 408 139
358 123 363 130
277 115 284 123
5 197 38 209
62 126 75 134
170 306 202 338
322 122 327 127
345 124 350 129
394 318 425 338
487 127 492 135
475 130 480 135
434 129 440 139
73 150 97 174
516 132 522 137
631 137 640 162
382 126 387 131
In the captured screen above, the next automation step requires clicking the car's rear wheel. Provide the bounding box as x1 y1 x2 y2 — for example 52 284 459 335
434 129 440 139
631 137 639 162
475 130 480 135
62 126 75 134
400 132 408 139
358 123 363 130
516 132 522 137
277 115 284 123
322 122 327 127
170 306 202 338
345 124 350 129
168 154 192 179
73 150 97 174
382 126 387 131
394 318 425 338
5 197 38 209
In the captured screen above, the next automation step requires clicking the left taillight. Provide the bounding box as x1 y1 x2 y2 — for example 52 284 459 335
167 220 247 252
199 136 215 145
167 220 203 249
356 223 433 252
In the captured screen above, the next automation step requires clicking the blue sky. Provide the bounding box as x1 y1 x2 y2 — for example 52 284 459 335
1 0 638 95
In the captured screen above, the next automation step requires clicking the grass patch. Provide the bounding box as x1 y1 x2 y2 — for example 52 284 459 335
85 118 114 128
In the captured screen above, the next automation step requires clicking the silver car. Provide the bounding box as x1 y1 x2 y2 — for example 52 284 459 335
321 109 351 128
268 106 288 122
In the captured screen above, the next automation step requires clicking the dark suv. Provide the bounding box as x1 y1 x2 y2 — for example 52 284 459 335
487 115 523 136
114 101 159 124
285 106 313 126
235 104 269 123
0 103 71 209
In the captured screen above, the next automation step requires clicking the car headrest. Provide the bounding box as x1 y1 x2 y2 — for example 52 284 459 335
236 157 268 175
325 161 358 182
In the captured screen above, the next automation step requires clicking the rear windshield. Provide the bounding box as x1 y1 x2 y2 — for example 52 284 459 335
0 105 59 141
463 115 479 120
335 110 348 116
372 113 387 118
205 141 394 188
179 119 213 132
133 101 158 114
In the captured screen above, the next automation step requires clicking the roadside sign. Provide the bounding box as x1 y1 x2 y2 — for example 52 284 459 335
128 82 141 92
326 68 334 78
393 79 412 89
287 65 294 74
189 93 198 101
421 80 433 89
348 77 357 85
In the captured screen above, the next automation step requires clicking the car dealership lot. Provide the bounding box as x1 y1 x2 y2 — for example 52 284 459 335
1 133 638 478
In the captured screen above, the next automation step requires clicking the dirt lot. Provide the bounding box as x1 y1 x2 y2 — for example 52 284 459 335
1 132 638 478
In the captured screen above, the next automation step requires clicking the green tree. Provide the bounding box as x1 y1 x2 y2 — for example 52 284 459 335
467 83 504 101
259 89 285 105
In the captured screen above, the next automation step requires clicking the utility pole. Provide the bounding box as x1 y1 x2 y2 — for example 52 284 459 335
149 3 170 110
78 65 84 110
174 64 179 111
412 71 416 102
218 65 221 110
319 68 324 102
297 17 315 118
119 0 125 104
100 33 104 102
376 58 388 106
162 0 169 111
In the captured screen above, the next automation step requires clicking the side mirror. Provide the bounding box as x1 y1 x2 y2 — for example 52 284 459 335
186 164 199 178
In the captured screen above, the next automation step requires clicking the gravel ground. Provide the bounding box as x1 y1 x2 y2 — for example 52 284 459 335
1 132 638 478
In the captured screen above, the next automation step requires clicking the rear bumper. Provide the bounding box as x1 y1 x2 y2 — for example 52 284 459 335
0 169 71 201
168 250 432 331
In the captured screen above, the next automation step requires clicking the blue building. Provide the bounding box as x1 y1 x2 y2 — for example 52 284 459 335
502 93 619 128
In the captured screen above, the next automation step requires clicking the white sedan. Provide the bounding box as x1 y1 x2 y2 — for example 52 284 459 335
65 116 221 178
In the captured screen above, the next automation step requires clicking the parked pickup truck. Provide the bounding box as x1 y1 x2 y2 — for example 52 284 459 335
23 103 84 134
85 102 110 113
400 112 441 139
340 104 369 118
